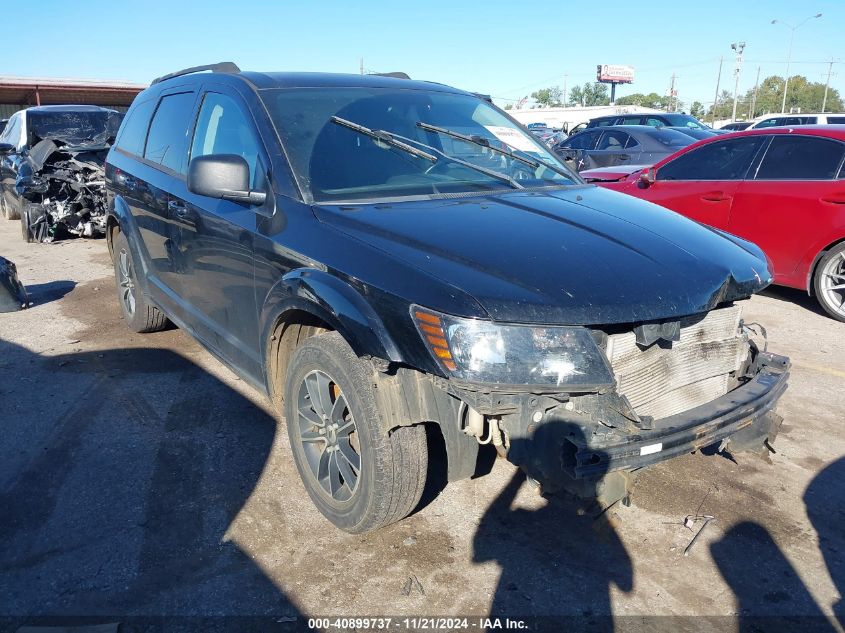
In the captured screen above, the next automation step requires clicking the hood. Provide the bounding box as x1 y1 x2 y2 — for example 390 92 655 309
580 165 647 182
314 186 772 325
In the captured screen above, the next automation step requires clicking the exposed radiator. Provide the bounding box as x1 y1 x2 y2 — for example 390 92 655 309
605 305 748 420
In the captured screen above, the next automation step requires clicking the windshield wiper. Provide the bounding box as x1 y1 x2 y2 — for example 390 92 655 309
417 122 575 181
330 116 437 162
417 122 538 167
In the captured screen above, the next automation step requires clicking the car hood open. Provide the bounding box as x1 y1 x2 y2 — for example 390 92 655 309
313 186 772 325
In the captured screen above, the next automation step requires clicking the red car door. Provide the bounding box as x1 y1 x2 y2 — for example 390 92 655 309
729 134 845 287
633 135 767 229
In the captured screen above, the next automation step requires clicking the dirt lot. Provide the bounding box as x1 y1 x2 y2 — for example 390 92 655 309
1 218 843 632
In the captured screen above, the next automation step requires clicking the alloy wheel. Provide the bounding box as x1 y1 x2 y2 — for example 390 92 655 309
820 250 845 318
118 248 136 316
296 369 360 502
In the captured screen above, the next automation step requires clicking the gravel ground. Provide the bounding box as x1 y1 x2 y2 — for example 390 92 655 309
1 219 843 632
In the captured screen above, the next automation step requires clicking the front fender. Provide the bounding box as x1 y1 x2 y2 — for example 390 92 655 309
259 268 403 369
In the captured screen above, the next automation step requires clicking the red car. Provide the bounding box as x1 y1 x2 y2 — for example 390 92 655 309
582 126 845 321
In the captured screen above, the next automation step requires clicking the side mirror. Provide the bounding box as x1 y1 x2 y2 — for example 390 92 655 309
0 142 16 155
639 167 656 188
187 154 266 206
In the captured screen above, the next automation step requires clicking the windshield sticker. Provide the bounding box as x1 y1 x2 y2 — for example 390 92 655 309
483 126 538 152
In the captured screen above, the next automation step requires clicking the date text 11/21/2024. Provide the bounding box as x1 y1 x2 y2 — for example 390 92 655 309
307 617 529 630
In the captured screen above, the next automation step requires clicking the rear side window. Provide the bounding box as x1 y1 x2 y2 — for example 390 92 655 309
115 99 156 156
658 136 764 181
756 136 845 180
620 116 643 125
596 130 629 150
828 117 845 124
144 92 197 174
565 130 600 150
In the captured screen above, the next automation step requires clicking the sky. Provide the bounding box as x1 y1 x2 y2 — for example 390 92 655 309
5 0 844 111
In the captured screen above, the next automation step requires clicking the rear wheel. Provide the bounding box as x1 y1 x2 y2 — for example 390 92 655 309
814 243 845 322
112 229 170 332
284 331 427 533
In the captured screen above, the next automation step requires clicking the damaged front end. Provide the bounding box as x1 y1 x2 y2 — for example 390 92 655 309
17 140 109 242
16 108 120 243
383 302 788 507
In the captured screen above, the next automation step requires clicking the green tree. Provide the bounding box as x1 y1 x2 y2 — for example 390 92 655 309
615 92 670 109
567 83 610 107
504 103 513 110
530 87 563 107
690 101 705 119
707 75 843 120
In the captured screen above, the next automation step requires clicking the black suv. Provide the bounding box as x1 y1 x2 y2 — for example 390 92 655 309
105 63 789 533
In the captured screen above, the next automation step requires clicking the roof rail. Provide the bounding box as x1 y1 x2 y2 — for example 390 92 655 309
151 62 241 85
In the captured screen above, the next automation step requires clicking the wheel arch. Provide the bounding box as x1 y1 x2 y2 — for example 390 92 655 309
260 268 403 398
807 236 845 295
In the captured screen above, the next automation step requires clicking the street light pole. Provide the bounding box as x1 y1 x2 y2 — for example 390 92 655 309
772 13 822 113
731 42 745 122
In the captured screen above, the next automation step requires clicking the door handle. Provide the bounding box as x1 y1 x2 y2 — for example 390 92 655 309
618 155 631 161
820 196 845 205
701 192 731 202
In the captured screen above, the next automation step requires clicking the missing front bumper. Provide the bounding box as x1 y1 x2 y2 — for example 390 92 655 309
506 352 789 493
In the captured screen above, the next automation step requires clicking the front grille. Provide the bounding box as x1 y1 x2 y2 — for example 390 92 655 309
605 305 748 420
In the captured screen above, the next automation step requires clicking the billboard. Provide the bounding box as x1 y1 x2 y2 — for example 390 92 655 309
596 65 635 84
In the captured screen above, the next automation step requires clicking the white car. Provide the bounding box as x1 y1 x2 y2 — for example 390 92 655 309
746 112 845 129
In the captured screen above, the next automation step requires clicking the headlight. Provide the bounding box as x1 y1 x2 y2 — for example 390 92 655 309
411 306 615 390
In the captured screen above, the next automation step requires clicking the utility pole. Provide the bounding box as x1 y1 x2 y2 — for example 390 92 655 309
712 57 723 125
822 59 835 113
668 74 677 112
750 66 761 119
360 58 364 75
731 42 746 122
562 74 568 106
772 13 823 113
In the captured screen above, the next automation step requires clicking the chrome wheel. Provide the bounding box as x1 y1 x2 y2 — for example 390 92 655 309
118 248 136 316
297 369 360 502
820 250 845 318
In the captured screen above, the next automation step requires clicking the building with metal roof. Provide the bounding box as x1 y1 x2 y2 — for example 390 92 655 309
0 75 146 119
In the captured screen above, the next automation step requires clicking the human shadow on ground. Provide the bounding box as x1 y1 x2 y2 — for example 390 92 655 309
805 456 845 627
0 339 302 632
473 424 632 632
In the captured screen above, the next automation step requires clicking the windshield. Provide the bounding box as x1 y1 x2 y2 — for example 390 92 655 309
27 109 122 148
262 88 578 202
661 113 709 130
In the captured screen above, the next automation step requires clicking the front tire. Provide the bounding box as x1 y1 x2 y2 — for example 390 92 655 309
284 332 427 532
814 243 845 322
112 229 170 332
